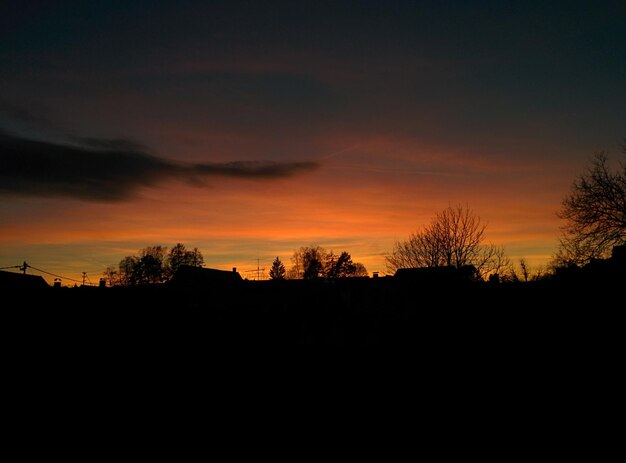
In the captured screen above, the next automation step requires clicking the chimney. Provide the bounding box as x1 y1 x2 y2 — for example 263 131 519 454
232 267 237 273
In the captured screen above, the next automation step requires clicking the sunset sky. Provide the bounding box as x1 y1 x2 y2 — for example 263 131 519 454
1 0 625 284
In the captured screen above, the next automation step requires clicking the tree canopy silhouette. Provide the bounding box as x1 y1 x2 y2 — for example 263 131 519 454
269 256 286 280
556 145 626 266
168 243 204 277
103 243 204 286
385 204 509 280
288 246 368 279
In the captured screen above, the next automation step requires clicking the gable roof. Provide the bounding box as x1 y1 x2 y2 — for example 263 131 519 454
0 270 50 290
169 265 243 288
394 265 478 282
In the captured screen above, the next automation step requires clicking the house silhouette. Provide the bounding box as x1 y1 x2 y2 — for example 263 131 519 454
0 270 49 290
169 265 243 288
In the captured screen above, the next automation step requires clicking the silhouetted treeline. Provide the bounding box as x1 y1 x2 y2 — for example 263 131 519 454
4 247 623 346
103 243 204 286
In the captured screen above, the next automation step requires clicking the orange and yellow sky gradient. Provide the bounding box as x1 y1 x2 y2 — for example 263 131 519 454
1 1 624 284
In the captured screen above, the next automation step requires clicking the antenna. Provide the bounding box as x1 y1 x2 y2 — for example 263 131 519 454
244 257 266 281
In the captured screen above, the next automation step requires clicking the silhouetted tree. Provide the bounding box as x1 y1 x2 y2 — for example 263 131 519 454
325 251 362 278
556 146 626 266
519 258 529 282
498 258 550 283
129 245 169 285
322 251 336 278
489 246 513 281
353 262 369 277
288 246 368 279
168 243 204 277
269 256 286 280
304 256 324 279
386 204 509 280
289 245 327 279
103 266 119 287
118 255 138 286
110 243 205 285
287 249 304 279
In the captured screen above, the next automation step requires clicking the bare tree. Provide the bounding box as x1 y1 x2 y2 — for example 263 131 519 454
386 204 508 280
519 258 529 282
556 147 626 266
530 266 547 281
287 248 305 279
486 244 512 278
102 266 119 287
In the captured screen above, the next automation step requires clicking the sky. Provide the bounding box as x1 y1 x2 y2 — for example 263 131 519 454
1 0 625 284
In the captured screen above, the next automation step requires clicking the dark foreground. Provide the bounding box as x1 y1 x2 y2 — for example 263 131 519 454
4 276 623 350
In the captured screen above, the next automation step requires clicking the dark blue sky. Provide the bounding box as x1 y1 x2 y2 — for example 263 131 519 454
2 0 623 155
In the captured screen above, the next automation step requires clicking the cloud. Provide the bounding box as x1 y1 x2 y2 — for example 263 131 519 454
0 130 319 202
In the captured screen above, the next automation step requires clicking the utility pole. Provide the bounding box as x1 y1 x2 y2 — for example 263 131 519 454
20 261 28 274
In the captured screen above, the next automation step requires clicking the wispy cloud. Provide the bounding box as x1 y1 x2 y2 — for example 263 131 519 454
0 130 319 202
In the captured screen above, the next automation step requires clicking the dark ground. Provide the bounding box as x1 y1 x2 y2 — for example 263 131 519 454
4 276 622 350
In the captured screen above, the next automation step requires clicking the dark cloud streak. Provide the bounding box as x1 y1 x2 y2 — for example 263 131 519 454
0 131 319 202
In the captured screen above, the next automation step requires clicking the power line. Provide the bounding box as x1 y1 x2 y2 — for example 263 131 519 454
0 265 21 270
9 262 98 285
28 264 86 283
